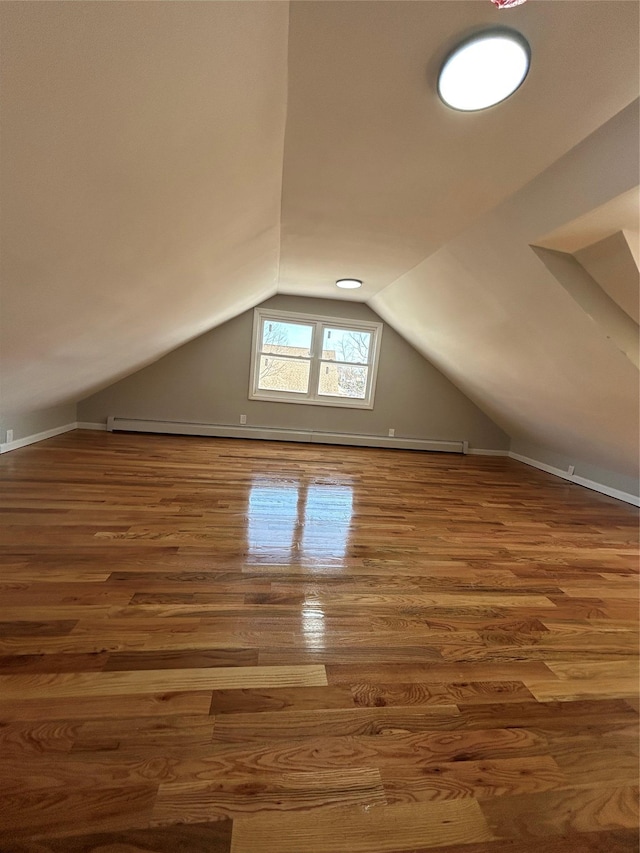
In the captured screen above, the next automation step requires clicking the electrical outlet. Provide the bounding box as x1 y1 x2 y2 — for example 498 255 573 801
6 429 13 443
567 465 575 476
240 414 247 425
388 428 395 437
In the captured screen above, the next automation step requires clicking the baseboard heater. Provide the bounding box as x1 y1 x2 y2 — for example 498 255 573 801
107 417 467 454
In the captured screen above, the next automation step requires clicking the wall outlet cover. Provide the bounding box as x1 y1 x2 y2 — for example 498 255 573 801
6 429 13 443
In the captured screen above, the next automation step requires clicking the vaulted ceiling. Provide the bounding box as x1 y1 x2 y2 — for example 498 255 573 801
1 2 638 475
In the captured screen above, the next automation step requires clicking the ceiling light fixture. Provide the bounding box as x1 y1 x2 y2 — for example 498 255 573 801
438 29 530 111
336 279 362 289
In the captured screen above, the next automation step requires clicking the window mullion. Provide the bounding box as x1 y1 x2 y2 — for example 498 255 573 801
308 321 323 400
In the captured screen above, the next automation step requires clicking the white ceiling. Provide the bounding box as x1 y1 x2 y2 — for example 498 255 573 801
1 1 639 474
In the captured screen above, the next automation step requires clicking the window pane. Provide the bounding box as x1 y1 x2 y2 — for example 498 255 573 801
262 321 313 358
318 362 368 399
258 355 310 393
322 328 371 364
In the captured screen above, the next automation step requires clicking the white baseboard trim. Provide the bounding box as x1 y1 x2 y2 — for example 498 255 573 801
0 422 77 454
77 422 108 431
466 448 509 457
107 416 469 455
508 451 640 507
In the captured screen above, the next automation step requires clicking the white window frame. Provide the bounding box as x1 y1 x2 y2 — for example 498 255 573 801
249 308 383 409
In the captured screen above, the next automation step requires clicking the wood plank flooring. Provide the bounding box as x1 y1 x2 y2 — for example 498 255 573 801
0 430 638 853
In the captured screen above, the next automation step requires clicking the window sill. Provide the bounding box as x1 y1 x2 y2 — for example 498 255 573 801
249 391 375 410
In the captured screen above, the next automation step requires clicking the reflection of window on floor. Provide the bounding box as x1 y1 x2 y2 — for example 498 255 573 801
247 477 354 564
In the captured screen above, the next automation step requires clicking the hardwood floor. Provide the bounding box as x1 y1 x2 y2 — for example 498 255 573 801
0 430 637 853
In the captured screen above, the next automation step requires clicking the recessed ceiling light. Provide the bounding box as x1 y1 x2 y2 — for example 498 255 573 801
336 279 362 289
438 29 530 111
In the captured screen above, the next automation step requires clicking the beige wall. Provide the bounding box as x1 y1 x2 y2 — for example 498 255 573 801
575 231 639 324
78 295 509 451
1 403 77 443
532 245 639 368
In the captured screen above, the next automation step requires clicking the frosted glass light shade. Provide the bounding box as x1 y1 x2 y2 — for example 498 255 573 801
336 279 362 289
438 30 530 111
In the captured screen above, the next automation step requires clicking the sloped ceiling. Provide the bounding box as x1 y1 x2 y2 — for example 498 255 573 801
1 2 639 474
279 1 638 299
371 104 639 477
1 2 289 411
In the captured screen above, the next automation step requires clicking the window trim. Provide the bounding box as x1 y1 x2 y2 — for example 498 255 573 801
249 308 383 409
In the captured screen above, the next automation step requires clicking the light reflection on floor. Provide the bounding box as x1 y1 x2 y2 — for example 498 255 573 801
246 477 354 566
299 604 326 647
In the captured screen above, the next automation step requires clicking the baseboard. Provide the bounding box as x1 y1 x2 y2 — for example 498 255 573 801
107 416 472 455
0 422 77 454
509 451 640 507
466 448 509 457
77 422 108 431
308 432 463 452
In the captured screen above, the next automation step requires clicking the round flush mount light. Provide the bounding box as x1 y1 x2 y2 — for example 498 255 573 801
336 278 362 289
438 29 530 111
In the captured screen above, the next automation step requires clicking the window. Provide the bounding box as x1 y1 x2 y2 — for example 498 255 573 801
249 308 383 409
